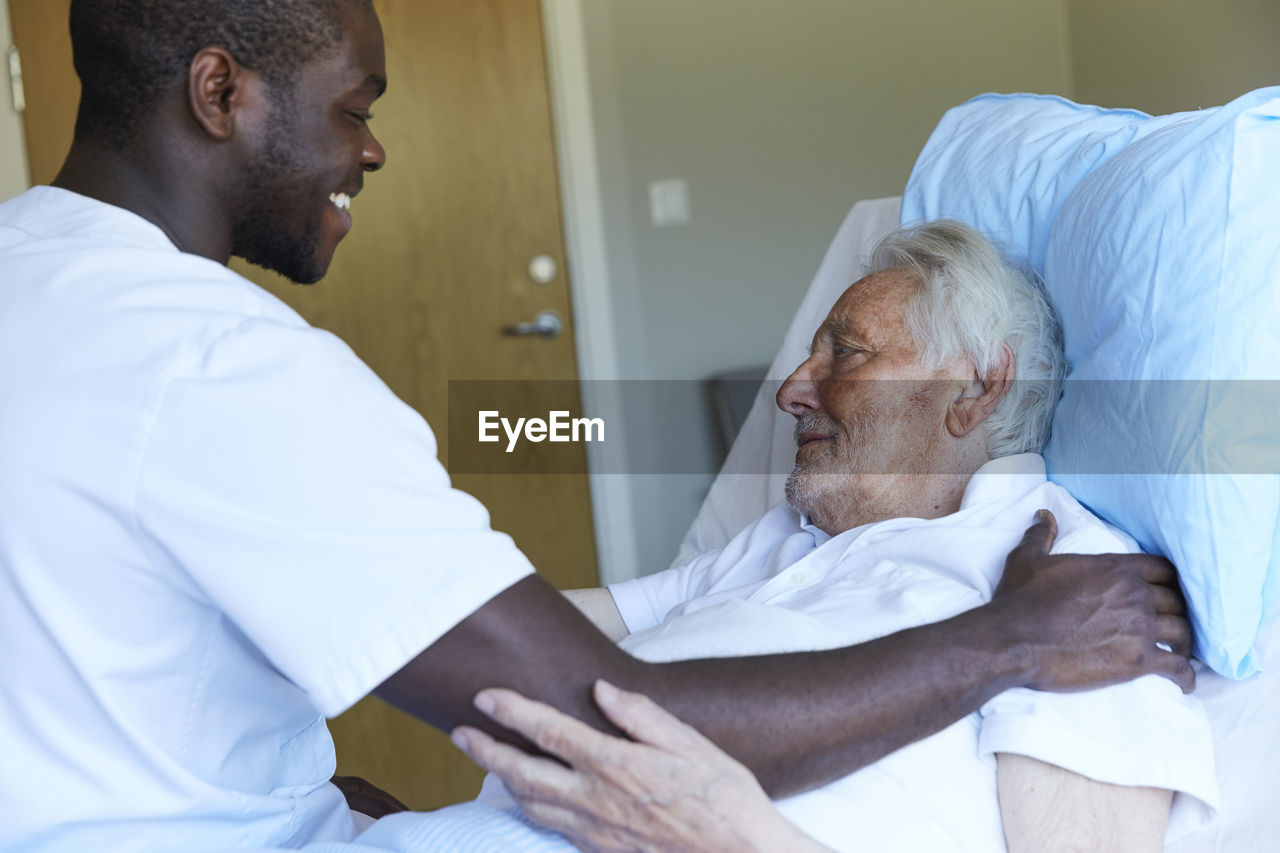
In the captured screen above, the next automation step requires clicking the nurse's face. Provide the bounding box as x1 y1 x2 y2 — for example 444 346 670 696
230 1 387 284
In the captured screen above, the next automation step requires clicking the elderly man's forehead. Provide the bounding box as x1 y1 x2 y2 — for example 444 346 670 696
821 268 919 332
843 267 919 301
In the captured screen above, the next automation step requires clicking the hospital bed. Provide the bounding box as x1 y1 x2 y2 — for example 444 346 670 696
678 90 1280 850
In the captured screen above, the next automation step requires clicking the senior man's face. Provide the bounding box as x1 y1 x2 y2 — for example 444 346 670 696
775 268 973 534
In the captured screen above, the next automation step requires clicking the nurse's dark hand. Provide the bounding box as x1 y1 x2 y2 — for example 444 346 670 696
992 510 1195 694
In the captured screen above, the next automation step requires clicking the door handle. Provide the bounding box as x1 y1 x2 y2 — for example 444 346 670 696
503 309 563 339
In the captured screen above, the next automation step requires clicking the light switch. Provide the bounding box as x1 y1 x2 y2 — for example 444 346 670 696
649 179 691 227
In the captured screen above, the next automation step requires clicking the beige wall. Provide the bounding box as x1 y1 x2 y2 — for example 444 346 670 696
0 0 30 199
1066 0 1280 114
583 0 1280 577
581 0 1075 575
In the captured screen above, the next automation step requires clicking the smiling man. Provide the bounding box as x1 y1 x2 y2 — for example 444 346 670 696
556 222 1215 851
0 2 1199 852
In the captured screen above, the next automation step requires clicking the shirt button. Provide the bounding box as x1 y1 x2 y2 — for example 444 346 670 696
791 572 807 584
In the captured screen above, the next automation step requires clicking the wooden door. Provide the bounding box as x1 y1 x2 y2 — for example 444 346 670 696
10 0 599 810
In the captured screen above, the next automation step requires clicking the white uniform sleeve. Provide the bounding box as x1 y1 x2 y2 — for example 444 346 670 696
977 492 1219 843
134 318 534 717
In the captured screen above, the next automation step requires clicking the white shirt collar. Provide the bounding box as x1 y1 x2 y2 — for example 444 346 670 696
798 513 831 546
958 453 1047 511
3 186 179 253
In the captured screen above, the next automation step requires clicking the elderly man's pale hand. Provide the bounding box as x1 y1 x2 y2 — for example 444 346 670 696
451 680 831 853
993 509 1196 694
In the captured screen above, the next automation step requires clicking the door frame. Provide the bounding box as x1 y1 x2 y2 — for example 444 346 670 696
541 0 641 586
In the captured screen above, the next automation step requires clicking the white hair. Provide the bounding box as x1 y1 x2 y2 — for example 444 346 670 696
869 220 1066 458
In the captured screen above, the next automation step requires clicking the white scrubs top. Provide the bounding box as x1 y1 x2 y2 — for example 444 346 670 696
0 188 533 852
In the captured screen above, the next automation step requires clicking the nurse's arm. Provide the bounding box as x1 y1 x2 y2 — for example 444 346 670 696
373 513 1194 798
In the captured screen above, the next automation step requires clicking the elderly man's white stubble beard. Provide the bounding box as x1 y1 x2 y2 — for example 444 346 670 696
783 398 976 537
784 410 883 535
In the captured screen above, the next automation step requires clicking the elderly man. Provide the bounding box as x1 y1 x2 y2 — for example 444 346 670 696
0 1 1196 850
463 222 1215 852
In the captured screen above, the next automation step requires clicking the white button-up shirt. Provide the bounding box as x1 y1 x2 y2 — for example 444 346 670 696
611 453 1217 851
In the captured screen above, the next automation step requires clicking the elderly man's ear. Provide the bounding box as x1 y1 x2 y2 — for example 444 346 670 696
946 346 1014 438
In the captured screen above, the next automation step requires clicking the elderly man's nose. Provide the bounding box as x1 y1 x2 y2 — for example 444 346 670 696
777 365 821 416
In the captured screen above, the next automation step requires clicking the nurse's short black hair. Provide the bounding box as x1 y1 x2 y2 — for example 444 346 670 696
69 0 368 147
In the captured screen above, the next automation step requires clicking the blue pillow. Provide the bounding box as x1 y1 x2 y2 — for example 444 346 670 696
1044 89 1280 678
902 93 1183 276
903 88 1280 677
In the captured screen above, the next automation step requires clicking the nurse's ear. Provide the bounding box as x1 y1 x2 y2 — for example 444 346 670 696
186 46 256 142
946 345 1014 438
